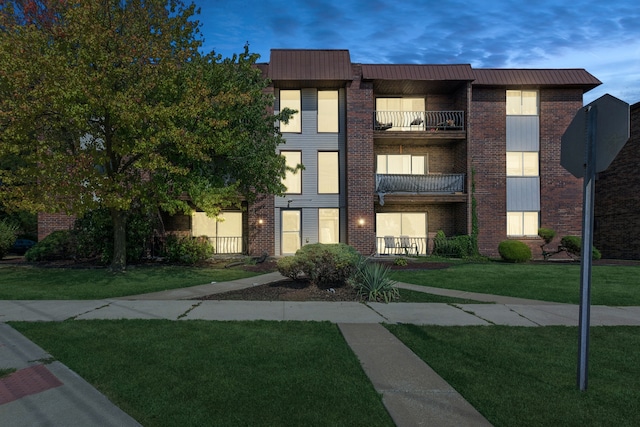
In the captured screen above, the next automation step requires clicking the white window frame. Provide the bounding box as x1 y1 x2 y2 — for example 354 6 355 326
377 154 426 175
507 152 539 176
318 208 339 244
506 90 538 116
507 211 539 237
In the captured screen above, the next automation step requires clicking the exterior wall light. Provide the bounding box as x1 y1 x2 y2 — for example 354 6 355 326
257 218 264 225
358 218 365 227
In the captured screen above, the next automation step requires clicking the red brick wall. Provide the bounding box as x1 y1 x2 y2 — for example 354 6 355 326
594 102 640 259
37 213 76 241
346 64 376 255
538 89 584 253
469 88 507 255
247 194 275 256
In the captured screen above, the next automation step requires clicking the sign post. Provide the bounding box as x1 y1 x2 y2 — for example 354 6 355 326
561 94 630 391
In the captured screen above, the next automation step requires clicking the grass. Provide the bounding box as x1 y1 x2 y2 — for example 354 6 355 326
10 320 394 427
390 262 640 305
0 265 259 299
386 324 640 426
0 368 16 379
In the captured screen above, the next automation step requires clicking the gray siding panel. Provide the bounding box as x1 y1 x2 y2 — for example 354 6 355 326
506 116 539 151
507 177 540 211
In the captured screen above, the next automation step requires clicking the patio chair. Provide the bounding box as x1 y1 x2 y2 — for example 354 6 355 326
383 236 397 254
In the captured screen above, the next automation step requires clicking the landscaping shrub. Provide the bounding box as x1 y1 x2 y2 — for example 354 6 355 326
276 256 304 280
561 235 602 260
162 235 214 264
74 208 156 264
498 240 531 263
0 219 18 259
349 260 399 303
432 230 475 258
394 257 408 266
538 228 556 245
293 243 360 287
25 230 74 261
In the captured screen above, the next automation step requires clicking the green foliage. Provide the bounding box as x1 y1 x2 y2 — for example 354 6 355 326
561 236 602 260
350 260 399 303
74 208 156 264
0 2 291 270
25 230 74 261
162 235 213 265
0 219 18 259
276 256 304 280
432 230 475 258
282 243 360 287
538 228 556 244
498 240 532 263
394 257 408 266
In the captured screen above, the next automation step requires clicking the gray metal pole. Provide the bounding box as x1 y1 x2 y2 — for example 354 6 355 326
577 105 597 391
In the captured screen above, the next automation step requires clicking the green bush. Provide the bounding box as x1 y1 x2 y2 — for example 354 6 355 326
163 235 213 265
25 230 74 261
432 230 475 258
276 256 304 280
74 208 156 264
394 257 408 266
349 260 399 303
538 228 556 244
560 236 602 260
293 243 360 287
498 240 532 263
0 220 18 259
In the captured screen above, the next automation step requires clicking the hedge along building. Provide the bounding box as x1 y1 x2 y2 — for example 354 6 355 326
39 49 601 258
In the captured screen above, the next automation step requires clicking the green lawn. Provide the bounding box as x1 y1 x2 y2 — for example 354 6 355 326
0 265 259 299
391 262 640 305
386 324 640 427
11 320 394 427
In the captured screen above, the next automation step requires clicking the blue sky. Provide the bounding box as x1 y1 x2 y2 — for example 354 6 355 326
193 0 639 105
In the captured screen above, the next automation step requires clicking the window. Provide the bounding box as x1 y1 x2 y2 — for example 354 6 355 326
319 209 339 243
507 211 539 236
282 210 301 254
377 155 426 175
375 97 425 129
506 90 538 115
279 90 301 133
507 152 539 176
317 152 339 194
191 211 242 253
318 90 338 133
376 213 426 237
281 151 302 194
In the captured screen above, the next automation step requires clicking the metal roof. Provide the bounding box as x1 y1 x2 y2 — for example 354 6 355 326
268 49 352 81
472 68 601 87
362 64 475 81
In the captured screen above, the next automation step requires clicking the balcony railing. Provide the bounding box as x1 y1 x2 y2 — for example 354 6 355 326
374 111 464 132
205 236 244 254
376 173 465 193
376 236 429 256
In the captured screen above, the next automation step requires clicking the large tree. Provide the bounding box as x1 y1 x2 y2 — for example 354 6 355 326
0 0 292 270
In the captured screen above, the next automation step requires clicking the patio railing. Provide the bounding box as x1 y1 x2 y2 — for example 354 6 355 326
376 236 429 256
206 236 244 254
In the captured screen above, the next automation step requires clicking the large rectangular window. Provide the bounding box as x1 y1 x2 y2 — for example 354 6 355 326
507 152 539 176
377 154 426 175
318 151 339 194
375 97 425 129
281 210 301 254
319 208 339 244
191 211 243 253
281 151 302 194
279 90 301 133
318 90 338 133
507 211 539 236
506 90 538 115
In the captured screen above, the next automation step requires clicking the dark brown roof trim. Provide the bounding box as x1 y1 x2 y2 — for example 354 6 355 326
362 64 475 81
268 49 352 81
472 68 601 87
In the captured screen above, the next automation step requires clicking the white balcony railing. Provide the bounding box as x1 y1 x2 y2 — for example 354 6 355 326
374 111 464 131
206 236 244 254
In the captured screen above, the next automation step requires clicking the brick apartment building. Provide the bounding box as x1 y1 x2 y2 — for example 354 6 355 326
594 101 640 260
39 49 602 258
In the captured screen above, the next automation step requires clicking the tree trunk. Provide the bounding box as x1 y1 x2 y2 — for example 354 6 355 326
111 208 128 272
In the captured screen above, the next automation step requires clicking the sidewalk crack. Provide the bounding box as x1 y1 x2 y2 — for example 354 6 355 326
178 302 202 319
65 303 111 321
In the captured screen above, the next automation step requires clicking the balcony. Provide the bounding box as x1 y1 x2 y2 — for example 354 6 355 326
376 173 465 205
374 110 464 133
205 236 244 254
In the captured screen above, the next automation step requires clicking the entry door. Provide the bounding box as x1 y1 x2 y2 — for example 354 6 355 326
281 210 301 255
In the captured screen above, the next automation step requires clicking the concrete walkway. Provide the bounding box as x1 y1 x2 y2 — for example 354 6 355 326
3 272 640 426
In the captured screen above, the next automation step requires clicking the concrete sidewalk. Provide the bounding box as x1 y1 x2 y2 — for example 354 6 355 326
3 272 640 427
